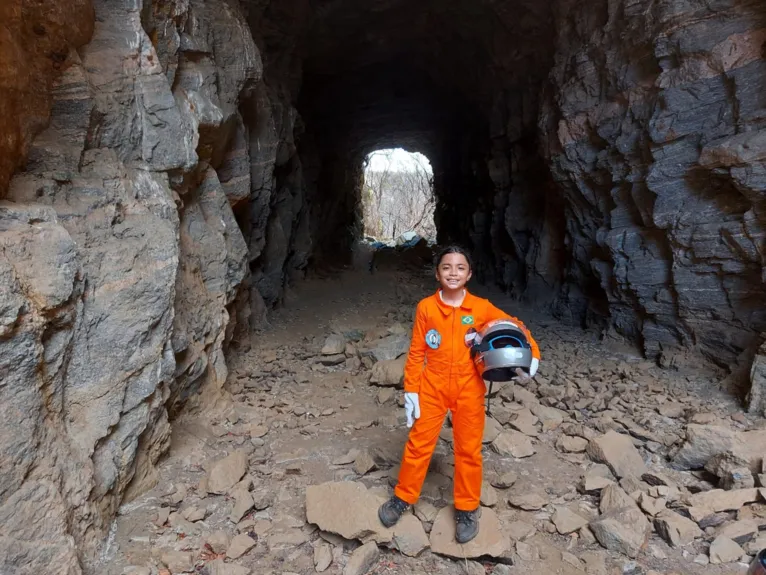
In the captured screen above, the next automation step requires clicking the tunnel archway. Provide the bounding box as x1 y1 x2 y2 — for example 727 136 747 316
361 148 436 243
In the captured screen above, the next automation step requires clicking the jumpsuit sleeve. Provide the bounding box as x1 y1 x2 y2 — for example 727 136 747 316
403 300 428 393
484 301 541 360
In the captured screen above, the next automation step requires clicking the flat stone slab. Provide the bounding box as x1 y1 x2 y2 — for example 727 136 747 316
306 482 393 543
429 506 509 559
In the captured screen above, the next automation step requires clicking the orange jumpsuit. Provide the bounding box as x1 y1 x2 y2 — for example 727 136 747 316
394 289 540 510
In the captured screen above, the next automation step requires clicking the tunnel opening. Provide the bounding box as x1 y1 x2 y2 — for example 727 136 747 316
361 148 436 244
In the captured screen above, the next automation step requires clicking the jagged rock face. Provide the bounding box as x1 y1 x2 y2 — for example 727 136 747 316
1 0 261 572
539 0 766 366
1 0 766 572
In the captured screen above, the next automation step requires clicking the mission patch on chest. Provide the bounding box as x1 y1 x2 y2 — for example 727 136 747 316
461 315 474 325
425 329 442 349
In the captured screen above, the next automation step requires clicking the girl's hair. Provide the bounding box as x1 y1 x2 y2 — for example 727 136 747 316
435 245 473 270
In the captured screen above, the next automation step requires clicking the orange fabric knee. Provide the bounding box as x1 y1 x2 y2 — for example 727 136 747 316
394 386 446 504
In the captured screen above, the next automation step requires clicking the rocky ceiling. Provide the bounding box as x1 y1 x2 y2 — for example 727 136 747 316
293 0 553 154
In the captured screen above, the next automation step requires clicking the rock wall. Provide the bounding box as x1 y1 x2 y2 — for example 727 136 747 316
0 0 94 195
0 0 279 572
482 0 766 368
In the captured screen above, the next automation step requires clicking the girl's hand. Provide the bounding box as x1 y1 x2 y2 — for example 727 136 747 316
514 368 532 384
514 359 539 384
404 393 421 428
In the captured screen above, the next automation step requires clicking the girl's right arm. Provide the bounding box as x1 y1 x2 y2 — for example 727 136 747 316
403 301 428 393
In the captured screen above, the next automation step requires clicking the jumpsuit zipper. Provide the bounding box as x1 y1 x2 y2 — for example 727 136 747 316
450 308 455 400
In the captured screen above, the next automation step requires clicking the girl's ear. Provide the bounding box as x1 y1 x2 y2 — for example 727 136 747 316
467 270 473 282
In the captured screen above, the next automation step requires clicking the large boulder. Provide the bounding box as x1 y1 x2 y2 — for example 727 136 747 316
671 425 766 471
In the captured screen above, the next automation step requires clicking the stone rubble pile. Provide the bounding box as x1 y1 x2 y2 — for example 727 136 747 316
118 306 765 575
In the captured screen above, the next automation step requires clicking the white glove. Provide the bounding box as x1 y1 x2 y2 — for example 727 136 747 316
404 392 421 428
530 358 539 377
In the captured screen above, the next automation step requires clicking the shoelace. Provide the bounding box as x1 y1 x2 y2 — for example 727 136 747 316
391 498 408 513
455 510 475 525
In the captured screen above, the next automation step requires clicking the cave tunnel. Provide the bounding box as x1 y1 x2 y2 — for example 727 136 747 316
241 0 766 367
3 0 766 571
250 0 561 308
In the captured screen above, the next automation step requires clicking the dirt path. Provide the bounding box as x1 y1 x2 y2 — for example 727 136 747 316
100 267 756 575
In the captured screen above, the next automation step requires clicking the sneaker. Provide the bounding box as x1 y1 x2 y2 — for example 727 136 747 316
378 495 409 527
455 507 481 544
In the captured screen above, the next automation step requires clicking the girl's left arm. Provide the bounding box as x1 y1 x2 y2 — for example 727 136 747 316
484 301 540 360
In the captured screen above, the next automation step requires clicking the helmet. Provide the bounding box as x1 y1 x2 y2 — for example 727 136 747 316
471 320 533 382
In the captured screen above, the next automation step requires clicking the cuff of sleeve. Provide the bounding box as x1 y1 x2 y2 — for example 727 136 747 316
403 379 420 394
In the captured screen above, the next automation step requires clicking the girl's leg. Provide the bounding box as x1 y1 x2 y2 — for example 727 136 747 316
451 379 486 511
394 389 447 504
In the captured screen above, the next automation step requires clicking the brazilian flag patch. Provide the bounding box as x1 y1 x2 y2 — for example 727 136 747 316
461 315 474 325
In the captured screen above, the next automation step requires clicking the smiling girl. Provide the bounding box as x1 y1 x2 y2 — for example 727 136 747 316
378 245 540 543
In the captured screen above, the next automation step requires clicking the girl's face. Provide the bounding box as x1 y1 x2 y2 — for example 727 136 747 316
436 252 472 291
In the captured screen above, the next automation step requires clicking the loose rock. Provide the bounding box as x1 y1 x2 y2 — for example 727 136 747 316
587 431 647 480
207 451 248 495
491 431 536 458
481 480 498 507
370 334 410 362
515 541 539 561
599 484 639 514
369 357 406 386
508 488 548 511
414 501 439 523
161 551 194 573
227 533 257 559
688 488 759 512
483 417 503 443
314 542 333 572
322 334 346 355
353 450 378 475
653 509 703 547
306 482 392 542
709 535 744 564
589 506 649 558
489 471 517 489
205 531 231 555
230 489 254 523
551 507 589 534
556 435 589 453
671 425 766 471
343 541 380 575
716 518 759 545
206 559 251 575
392 513 430 557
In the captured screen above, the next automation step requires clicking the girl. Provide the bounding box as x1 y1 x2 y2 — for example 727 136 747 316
378 245 540 543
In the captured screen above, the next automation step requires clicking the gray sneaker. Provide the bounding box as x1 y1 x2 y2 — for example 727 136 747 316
455 507 481 544
378 495 409 528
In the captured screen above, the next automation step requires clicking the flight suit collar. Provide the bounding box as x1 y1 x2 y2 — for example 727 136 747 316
434 289 476 315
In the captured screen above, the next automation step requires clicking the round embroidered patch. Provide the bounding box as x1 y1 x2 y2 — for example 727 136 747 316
425 329 441 349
